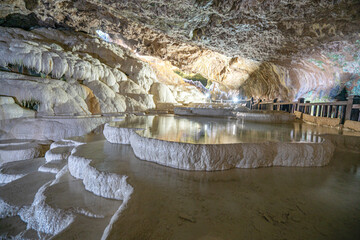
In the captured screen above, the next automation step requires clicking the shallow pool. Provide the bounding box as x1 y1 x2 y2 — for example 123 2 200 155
109 115 331 144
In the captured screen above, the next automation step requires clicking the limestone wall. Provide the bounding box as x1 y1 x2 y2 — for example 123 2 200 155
0 27 203 116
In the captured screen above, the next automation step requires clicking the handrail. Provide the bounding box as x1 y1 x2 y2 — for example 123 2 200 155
248 95 359 124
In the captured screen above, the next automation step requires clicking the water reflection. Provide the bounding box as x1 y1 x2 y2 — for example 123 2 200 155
78 138 360 239
107 115 359 144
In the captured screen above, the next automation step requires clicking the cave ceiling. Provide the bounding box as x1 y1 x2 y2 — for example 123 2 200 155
2 0 359 63
1 0 360 100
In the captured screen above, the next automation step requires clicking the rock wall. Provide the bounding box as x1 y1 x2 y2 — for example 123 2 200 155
0 96 35 120
184 48 360 101
0 26 159 115
0 27 205 116
1 0 358 103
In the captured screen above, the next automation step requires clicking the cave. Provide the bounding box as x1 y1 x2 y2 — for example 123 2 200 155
0 1 360 239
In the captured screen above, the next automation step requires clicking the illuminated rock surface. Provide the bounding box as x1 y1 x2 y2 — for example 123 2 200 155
0 26 205 117
0 96 35 120
0 116 110 141
0 139 50 166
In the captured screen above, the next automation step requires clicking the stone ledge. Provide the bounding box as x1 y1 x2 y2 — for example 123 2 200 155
294 111 303 119
302 113 341 127
344 120 360 132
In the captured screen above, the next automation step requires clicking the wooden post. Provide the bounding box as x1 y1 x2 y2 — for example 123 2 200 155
345 95 354 121
297 98 304 112
269 103 274 111
327 105 331 118
340 105 346 124
321 105 324 117
305 101 310 114
335 106 339 118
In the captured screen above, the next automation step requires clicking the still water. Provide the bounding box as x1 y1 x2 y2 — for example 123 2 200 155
108 115 345 144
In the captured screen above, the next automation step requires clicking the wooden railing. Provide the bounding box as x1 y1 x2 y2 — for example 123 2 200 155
251 96 360 124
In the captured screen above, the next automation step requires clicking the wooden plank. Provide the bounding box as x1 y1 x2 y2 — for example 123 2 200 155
345 96 354 121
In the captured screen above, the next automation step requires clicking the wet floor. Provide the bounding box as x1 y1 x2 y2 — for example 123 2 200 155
73 136 360 240
1 116 360 239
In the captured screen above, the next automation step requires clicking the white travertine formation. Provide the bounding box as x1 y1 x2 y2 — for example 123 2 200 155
129 132 334 171
0 27 161 115
8 140 81 235
0 71 93 116
38 160 67 174
0 199 20 218
18 165 75 235
103 125 334 171
68 148 133 200
119 80 147 95
125 93 156 110
0 27 151 89
0 27 209 117
168 85 206 104
0 116 110 141
0 96 35 120
103 123 140 144
49 139 85 149
0 136 133 238
0 140 48 166
44 147 73 162
67 143 133 240
0 157 45 184
0 171 26 184
150 82 177 104
85 80 127 113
